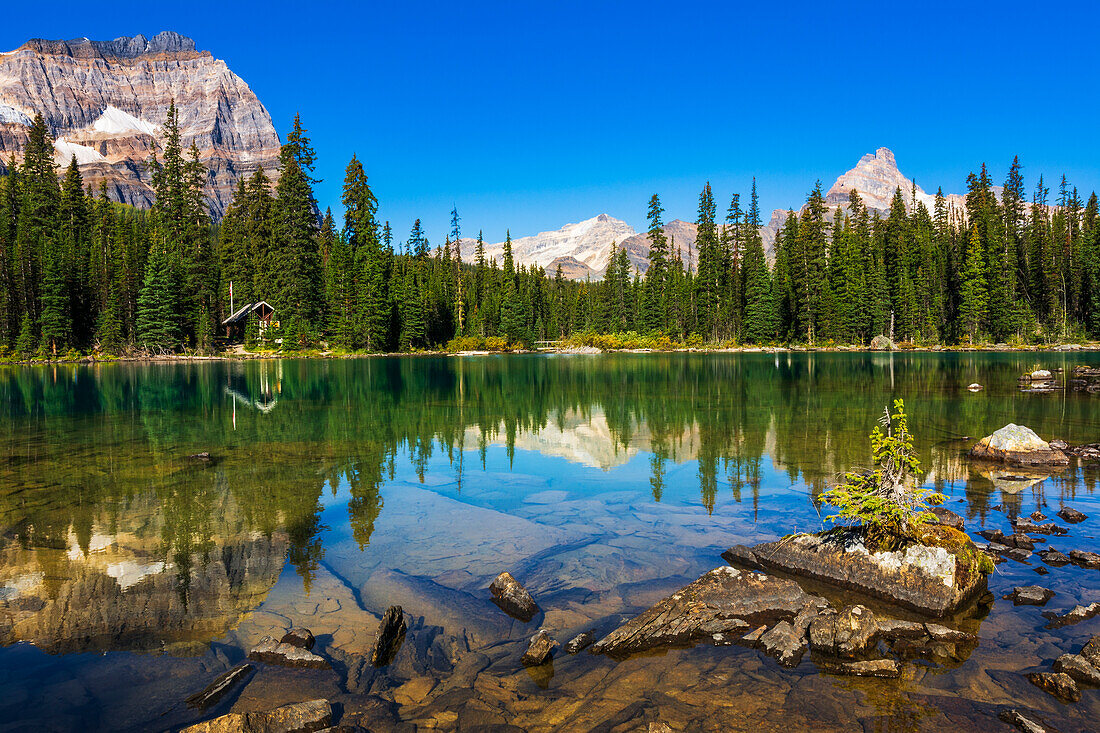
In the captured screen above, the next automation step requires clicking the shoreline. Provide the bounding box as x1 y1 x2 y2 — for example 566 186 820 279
2 342 1099 366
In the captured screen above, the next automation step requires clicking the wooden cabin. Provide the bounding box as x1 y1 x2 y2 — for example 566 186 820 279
220 301 275 342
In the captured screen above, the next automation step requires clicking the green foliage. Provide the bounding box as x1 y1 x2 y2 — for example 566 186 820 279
821 398 944 544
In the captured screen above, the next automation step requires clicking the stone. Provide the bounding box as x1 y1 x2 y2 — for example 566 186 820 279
1057 507 1088 523
1026 672 1080 703
1030 511 1047 521
968 424 1069 466
180 699 333 733
924 623 976 643
1082 636 1100 668
521 629 558 666
758 620 807 667
728 530 989 617
978 529 1006 544
1030 370 1053 380
0 34 281 218
590 566 817 657
280 628 315 650
564 631 595 654
1037 547 1070 566
1042 604 1100 629
820 658 901 678
741 625 768 646
369 606 407 668
1003 586 1055 606
185 663 253 710
189 451 213 462
248 636 330 670
998 709 1048 733
1053 654 1100 686
930 506 964 530
1014 517 1068 535
1034 567 1049 576
1004 548 1033 563
808 605 878 659
875 618 928 640
869 335 895 351
967 383 983 392
489 572 540 622
1069 550 1100 569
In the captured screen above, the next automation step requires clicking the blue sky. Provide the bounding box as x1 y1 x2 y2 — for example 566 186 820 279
4 1 1100 243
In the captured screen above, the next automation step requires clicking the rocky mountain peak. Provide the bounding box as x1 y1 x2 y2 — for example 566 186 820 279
21 32 199 60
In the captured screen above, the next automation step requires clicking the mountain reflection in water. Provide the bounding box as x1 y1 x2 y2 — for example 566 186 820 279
0 352 1097 731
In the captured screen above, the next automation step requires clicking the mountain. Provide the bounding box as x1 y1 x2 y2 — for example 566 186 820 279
825 146 969 215
0 32 280 217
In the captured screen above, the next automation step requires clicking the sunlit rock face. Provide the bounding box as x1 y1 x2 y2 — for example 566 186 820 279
0 32 281 217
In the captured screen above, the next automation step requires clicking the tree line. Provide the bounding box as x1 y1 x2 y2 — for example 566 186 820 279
1 111 1099 357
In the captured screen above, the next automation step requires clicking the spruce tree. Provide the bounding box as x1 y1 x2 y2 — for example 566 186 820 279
643 194 668 331
958 224 989 344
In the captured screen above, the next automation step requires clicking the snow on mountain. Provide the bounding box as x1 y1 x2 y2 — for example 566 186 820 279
458 214 637 276
53 138 106 165
0 103 31 126
91 106 158 137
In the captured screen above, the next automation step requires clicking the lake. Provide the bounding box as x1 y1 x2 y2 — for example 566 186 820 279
0 352 1098 731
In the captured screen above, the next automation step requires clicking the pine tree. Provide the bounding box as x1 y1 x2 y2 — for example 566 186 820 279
693 183 719 339
642 194 668 331
741 179 775 342
272 115 321 340
958 224 989 343
135 243 178 350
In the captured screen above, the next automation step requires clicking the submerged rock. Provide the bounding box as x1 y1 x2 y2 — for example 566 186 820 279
369 606 407 668
248 636 331 669
1082 636 1100 668
180 699 332 733
564 631 595 654
1053 654 1100 686
969 424 1069 467
1070 550 1100 569
998 709 1048 733
1043 603 1100 629
280 628 315 650
185 663 253 710
1027 671 1080 703
591 566 817 657
820 658 901 678
725 527 990 617
924 623 977 644
1004 586 1055 606
489 572 540 622
521 629 558 666
1056 507 1088 523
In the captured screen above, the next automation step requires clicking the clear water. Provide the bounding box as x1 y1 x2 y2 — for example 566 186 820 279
0 353 1098 731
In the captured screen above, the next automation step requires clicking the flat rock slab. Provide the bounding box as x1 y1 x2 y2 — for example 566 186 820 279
1037 547 1070 566
820 658 901 678
185 663 254 710
1057 507 1088 523
591 566 818 657
1043 603 1100 629
969 424 1069 466
725 532 988 617
998 709 1049 733
1004 586 1055 606
181 699 332 733
248 636 331 670
489 571 540 622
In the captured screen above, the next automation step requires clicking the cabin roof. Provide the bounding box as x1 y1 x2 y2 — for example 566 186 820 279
220 301 274 326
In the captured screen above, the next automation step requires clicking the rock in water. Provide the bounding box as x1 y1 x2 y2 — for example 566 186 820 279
1082 636 1100 668
180 699 332 733
1069 550 1100 569
968 424 1069 466
930 506 965 529
489 572 540 622
819 659 901 678
1056 507 1088 523
521 629 558 666
967 383 983 392
1037 547 1070 566
758 620 807 667
248 636 331 669
998 709 1048 733
726 529 989 617
1043 603 1100 629
1053 654 1100 686
1027 672 1080 703
185 663 253 710
369 606 407 668
808 605 878 659
1004 586 1055 606
565 631 595 654
591 566 818 657
280 628 315 650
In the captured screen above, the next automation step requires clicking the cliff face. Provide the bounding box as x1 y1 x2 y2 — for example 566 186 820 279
0 31 280 217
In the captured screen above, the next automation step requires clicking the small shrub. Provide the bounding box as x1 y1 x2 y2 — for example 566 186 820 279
686 333 704 349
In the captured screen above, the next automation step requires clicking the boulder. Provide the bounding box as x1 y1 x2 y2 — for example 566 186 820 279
758 620 807 667
248 636 331 670
369 606 407 668
1030 511 1047 522
489 572 540 622
1037 547 1070 566
930 506 964 530
969 424 1069 466
1056 507 1088 523
280 628 315 650
998 709 1048 733
1042 604 1100 629
1069 550 1100 569
869 335 895 351
1027 672 1080 703
564 631 595 655
591 566 818 657
808 605 878 659
1003 586 1055 606
725 529 989 617
185 663 254 710
180 699 333 733
1029 370 1053 380
1013 517 1067 535
521 629 558 666
1053 654 1100 686
820 658 901 678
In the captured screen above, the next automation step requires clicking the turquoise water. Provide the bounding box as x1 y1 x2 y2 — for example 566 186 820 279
0 353 1098 731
